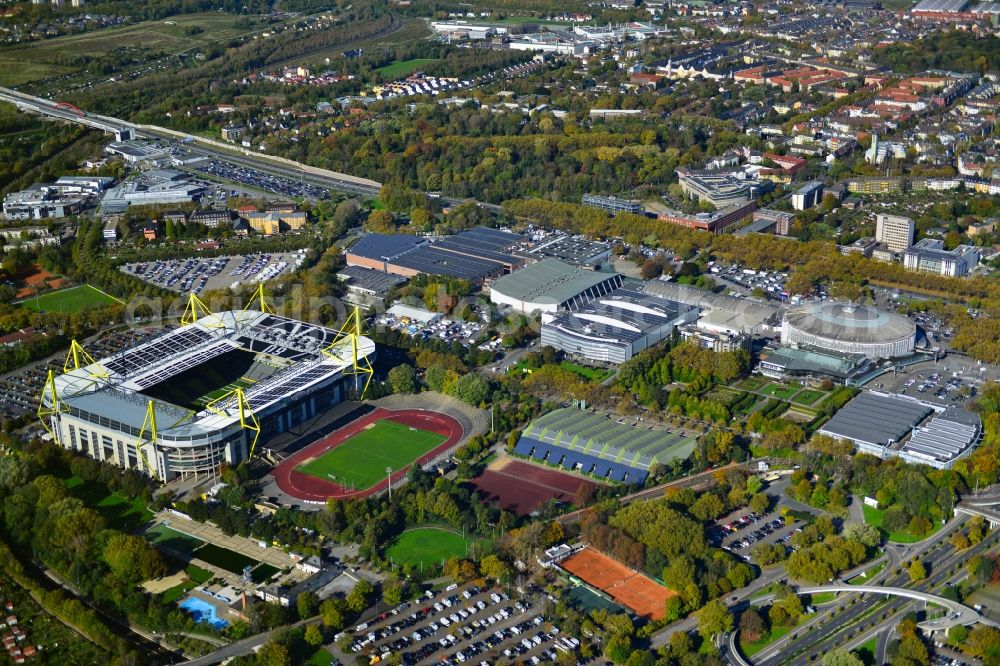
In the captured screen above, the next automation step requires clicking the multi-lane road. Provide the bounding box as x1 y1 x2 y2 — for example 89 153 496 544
0 86 508 214
750 515 999 666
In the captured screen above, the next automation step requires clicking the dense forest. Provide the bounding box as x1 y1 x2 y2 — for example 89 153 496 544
875 31 999 74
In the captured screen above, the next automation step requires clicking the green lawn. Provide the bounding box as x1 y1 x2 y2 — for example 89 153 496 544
738 377 766 391
192 377 255 408
308 648 335 666
741 625 792 657
793 389 825 406
161 579 198 605
559 361 614 382
250 563 280 583
65 476 153 530
145 523 206 554
20 284 121 313
385 527 472 567
856 637 877 665
810 591 837 604
761 383 800 401
376 58 438 78
193 543 257 575
185 564 213 584
296 419 447 491
849 559 886 585
862 505 939 543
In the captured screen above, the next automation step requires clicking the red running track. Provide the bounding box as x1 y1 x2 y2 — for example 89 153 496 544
271 407 464 503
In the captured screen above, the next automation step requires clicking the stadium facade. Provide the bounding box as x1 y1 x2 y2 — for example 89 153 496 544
42 310 375 481
540 289 698 363
781 302 916 359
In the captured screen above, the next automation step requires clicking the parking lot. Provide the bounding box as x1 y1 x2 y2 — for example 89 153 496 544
713 507 805 564
121 252 305 293
709 262 790 300
375 311 485 347
340 584 586 666
0 327 159 422
194 160 329 200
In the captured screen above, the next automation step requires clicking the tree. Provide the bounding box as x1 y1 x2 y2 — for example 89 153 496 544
297 591 319 620
319 599 343 629
454 373 489 406
304 624 324 647
383 574 403 607
664 596 684 623
479 554 509 582
696 599 733 640
908 559 927 582
256 641 291 666
843 523 881 549
365 209 395 233
739 609 766 643
822 649 864 666
102 532 166 585
346 579 373 613
387 364 417 394
749 492 770 514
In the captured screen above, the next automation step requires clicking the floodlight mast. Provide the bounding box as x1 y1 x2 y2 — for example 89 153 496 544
181 292 226 328
243 284 274 315
322 305 374 399
36 369 62 445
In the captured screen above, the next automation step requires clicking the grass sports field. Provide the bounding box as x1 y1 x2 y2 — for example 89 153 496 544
376 58 437 78
20 284 121 313
145 523 206 554
296 420 447 490
0 14 265 86
385 527 472 567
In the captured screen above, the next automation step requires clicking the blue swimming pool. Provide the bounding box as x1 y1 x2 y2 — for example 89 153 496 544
179 596 229 629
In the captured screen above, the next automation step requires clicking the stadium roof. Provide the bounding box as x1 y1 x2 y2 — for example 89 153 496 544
644 281 778 332
524 407 696 470
52 310 374 439
820 391 933 447
348 233 427 261
491 259 619 305
784 302 915 345
546 289 697 344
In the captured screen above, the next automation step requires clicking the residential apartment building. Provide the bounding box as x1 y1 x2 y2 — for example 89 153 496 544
875 214 916 253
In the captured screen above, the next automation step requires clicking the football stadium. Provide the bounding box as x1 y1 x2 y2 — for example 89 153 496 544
39 305 376 481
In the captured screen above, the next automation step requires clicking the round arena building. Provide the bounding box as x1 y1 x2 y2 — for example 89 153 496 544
781 302 916 359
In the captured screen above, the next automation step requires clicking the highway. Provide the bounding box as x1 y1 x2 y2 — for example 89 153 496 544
0 86 506 213
750 516 1000 666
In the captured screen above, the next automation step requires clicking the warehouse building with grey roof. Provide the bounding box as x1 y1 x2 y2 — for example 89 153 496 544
819 391 981 469
489 258 624 313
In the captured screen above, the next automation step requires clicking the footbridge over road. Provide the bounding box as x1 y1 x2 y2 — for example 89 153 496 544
797 585 978 631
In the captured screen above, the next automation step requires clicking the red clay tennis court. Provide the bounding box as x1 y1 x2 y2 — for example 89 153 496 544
559 547 675 621
272 407 463 502
472 458 600 515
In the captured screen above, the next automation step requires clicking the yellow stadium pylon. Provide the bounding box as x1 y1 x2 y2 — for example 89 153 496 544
64 339 109 380
135 400 161 479
37 369 62 445
205 387 261 459
181 292 226 328
242 283 274 314
322 306 374 399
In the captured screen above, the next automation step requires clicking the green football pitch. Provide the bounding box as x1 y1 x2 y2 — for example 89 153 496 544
295 420 447 490
20 284 121 313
